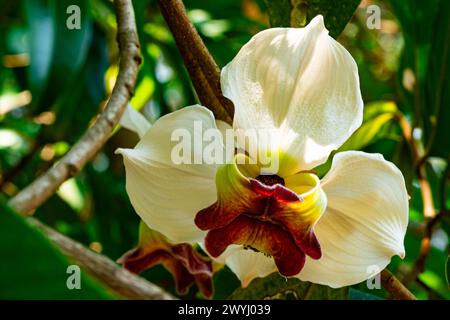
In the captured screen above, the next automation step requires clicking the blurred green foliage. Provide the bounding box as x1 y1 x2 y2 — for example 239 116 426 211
0 0 449 300
265 0 360 37
0 202 112 299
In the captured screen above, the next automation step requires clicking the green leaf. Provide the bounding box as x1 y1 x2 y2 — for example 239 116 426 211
43 0 93 98
339 101 398 151
228 272 348 300
390 0 450 157
340 113 395 151
0 201 112 299
43 25 108 143
213 266 241 300
264 0 292 28
348 288 383 300
24 0 55 103
264 0 361 38
424 0 450 157
25 0 93 113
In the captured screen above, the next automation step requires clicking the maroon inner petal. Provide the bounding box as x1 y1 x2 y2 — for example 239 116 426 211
204 215 306 277
119 244 213 298
172 244 213 277
195 191 266 231
250 178 301 202
118 247 170 274
270 201 322 259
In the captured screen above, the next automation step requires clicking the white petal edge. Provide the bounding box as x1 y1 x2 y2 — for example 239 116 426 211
116 105 224 243
215 120 235 164
218 245 277 288
297 151 409 288
120 104 151 138
221 15 363 175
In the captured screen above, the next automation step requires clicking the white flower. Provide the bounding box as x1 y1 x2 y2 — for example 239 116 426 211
117 16 409 288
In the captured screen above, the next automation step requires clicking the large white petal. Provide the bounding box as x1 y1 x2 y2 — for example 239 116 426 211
219 245 277 288
120 104 151 138
297 151 408 288
117 106 224 243
221 15 363 175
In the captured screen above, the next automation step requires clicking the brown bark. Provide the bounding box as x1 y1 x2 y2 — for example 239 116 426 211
158 0 234 124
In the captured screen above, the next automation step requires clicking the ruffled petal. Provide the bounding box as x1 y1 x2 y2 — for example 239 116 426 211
297 151 409 287
205 215 306 276
221 15 363 175
117 105 225 243
118 222 213 298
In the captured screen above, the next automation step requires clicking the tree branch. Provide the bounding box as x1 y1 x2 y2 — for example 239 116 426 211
381 269 416 300
8 0 141 215
157 0 234 124
4 0 177 300
26 217 175 300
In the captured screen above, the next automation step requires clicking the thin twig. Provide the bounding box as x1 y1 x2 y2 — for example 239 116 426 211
26 217 175 300
397 114 440 285
381 269 416 300
8 0 141 214
398 114 435 218
416 277 445 300
0 140 41 190
403 210 449 285
157 0 234 124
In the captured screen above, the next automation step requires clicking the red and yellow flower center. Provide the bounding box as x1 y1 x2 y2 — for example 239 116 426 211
195 154 327 277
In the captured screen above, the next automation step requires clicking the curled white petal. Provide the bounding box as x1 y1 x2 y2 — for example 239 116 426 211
297 151 409 287
116 106 224 243
120 104 151 138
219 245 277 288
221 15 363 175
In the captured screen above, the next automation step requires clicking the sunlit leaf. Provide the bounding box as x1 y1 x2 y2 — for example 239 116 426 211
339 101 398 152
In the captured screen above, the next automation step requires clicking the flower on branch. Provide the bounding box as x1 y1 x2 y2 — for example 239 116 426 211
117 15 409 289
